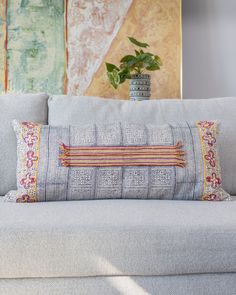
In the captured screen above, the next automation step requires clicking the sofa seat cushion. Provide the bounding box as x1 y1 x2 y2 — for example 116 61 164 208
0 199 235 279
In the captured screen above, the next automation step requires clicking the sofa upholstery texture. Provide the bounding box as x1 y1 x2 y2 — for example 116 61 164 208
0 274 236 295
0 94 236 294
0 199 235 279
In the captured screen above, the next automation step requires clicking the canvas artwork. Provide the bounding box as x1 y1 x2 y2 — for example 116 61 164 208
0 0 181 99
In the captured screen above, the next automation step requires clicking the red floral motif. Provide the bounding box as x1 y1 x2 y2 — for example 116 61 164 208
16 195 36 203
26 151 38 168
202 131 216 147
196 120 227 201
20 173 36 189
197 121 214 129
204 150 216 167
23 131 38 148
22 122 37 129
204 194 220 201
206 172 221 188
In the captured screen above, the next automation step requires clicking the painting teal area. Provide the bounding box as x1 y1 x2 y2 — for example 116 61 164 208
0 1 6 93
7 0 65 94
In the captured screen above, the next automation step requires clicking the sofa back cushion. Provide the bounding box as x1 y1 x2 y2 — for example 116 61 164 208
48 95 236 195
0 93 48 195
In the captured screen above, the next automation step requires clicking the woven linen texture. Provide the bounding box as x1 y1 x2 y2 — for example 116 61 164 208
5 120 229 202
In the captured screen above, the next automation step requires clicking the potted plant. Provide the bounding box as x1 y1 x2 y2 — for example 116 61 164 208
106 37 162 101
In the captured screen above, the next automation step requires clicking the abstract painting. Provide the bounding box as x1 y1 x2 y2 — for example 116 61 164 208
0 0 182 98
0 0 7 93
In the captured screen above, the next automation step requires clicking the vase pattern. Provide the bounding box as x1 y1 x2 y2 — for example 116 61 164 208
129 74 151 101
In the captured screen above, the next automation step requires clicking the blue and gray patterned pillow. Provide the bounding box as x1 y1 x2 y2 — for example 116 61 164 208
5 120 230 202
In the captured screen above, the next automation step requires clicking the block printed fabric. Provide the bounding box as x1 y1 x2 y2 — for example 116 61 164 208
5 120 229 202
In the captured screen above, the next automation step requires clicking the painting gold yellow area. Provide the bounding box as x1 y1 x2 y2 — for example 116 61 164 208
0 0 181 98
85 0 182 99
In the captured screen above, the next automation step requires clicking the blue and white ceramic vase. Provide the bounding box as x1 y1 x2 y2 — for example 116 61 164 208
129 74 151 101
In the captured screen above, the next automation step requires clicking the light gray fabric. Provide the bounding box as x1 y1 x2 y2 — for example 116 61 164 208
0 93 48 195
0 274 236 295
0 199 235 278
11 120 228 202
48 96 236 195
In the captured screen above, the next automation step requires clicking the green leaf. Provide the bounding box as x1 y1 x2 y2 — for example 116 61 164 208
137 53 153 62
120 55 136 63
128 37 149 48
107 73 118 89
135 50 140 56
154 55 163 66
146 64 160 71
107 70 120 89
106 62 119 72
113 70 120 84
120 56 139 71
136 54 154 69
144 52 154 57
119 68 131 83
125 59 138 68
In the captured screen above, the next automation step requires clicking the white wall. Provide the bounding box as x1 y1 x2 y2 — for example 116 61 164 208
182 0 236 98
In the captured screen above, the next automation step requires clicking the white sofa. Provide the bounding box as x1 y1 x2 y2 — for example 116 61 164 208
0 94 235 295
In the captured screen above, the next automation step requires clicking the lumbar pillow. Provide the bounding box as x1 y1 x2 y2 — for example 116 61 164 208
4 120 229 202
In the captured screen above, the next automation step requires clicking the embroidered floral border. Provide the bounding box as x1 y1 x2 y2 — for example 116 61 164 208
196 121 228 201
14 120 41 202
